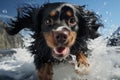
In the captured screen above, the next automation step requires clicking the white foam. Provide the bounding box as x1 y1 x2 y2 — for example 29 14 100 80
0 37 120 80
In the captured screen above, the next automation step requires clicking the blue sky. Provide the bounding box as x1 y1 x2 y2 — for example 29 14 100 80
0 0 120 37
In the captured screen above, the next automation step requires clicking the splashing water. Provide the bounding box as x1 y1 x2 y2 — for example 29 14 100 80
0 37 120 80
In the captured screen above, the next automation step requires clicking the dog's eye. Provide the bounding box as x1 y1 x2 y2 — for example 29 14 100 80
68 17 76 26
45 18 53 25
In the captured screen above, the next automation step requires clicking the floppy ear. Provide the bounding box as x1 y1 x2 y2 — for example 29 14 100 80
5 5 40 35
76 5 103 39
85 10 103 39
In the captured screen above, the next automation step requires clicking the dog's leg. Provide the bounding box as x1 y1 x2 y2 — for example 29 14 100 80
37 62 53 80
75 51 90 75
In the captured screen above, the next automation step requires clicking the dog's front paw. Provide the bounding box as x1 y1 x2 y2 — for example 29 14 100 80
75 61 90 75
75 52 90 75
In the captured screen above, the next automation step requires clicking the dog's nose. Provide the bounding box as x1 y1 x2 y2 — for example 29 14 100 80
54 31 68 44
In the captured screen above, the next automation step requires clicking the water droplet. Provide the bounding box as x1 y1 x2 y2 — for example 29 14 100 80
104 2 107 6
2 9 7 14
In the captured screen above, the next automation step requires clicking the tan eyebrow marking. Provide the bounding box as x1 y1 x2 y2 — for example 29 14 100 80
66 11 72 17
50 10 56 17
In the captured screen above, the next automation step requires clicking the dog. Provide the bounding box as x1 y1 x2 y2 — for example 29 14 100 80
5 2 102 80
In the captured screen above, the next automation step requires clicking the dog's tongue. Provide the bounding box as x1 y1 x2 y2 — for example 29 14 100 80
56 47 65 53
54 47 69 55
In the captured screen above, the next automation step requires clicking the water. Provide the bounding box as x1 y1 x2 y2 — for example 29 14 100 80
0 37 120 80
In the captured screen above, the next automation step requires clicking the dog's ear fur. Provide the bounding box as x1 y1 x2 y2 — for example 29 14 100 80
5 5 40 35
76 5 103 39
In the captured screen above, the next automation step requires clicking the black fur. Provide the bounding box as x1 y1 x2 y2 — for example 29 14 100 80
5 2 103 69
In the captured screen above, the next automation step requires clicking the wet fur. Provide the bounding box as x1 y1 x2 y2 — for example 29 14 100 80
5 2 103 79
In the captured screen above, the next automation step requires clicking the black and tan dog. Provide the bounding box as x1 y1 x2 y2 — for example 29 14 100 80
5 2 102 80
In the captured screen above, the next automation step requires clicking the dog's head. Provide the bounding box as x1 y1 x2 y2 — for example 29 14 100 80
39 3 80 60
5 2 102 61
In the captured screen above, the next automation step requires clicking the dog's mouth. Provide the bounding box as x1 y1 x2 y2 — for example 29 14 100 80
43 30 77 61
52 46 70 60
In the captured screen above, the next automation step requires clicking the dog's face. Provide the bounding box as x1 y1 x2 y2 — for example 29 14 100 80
39 3 80 60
